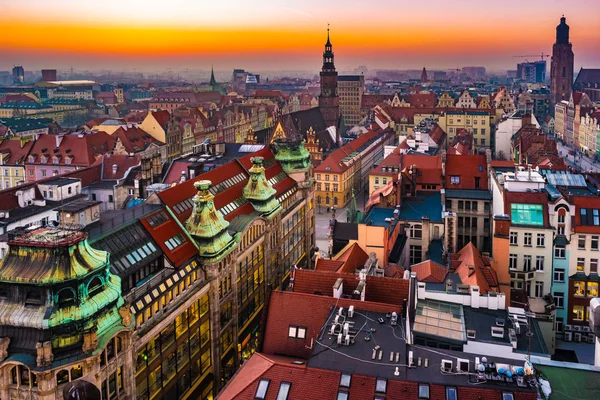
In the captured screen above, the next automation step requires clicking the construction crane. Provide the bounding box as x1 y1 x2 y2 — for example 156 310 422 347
513 53 551 62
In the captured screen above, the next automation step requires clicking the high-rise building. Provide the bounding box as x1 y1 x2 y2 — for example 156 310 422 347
517 61 546 83
318 27 340 136
12 66 24 84
41 69 57 82
337 75 364 126
550 16 574 105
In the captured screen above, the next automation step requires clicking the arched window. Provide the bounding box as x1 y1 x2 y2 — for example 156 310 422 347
57 288 76 307
56 369 69 385
88 277 103 298
70 365 82 380
410 224 423 239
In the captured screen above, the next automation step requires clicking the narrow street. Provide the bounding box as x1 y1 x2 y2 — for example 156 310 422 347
314 192 366 259
557 141 600 173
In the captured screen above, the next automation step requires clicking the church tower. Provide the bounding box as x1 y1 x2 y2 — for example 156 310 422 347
319 26 340 135
550 16 574 105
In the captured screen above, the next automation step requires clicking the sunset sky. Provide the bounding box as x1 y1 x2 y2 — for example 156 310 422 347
1 0 599 73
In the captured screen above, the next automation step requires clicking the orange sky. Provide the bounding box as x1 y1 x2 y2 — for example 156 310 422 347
1 0 599 72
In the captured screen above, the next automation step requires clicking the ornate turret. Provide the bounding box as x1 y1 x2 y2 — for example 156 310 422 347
186 180 236 259
0 228 130 367
273 141 311 174
243 157 282 218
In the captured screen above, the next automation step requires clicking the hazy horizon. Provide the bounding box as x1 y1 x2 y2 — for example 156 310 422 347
2 0 599 73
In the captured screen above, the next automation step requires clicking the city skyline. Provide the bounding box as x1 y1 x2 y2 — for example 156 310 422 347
2 0 600 73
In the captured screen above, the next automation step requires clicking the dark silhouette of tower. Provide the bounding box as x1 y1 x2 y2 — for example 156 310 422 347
550 16 574 105
319 25 340 139
421 67 428 83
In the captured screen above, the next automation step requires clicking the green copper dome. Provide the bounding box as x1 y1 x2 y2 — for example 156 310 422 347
243 157 282 218
186 180 236 260
273 141 311 173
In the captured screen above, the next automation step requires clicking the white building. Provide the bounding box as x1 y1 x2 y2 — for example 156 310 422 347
495 111 539 160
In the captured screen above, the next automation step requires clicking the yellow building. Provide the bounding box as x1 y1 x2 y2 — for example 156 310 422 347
436 91 455 107
438 110 493 149
314 128 394 208
0 137 33 189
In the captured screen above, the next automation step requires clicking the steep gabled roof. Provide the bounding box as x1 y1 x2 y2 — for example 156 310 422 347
450 242 498 294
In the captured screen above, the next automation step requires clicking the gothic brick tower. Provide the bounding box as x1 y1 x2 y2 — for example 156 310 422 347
319 26 340 137
550 16 574 105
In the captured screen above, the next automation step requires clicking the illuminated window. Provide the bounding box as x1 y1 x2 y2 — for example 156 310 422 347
588 282 598 297
577 258 585 271
574 281 586 297
573 305 585 321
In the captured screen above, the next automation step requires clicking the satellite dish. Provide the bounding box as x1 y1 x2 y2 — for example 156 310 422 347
63 380 101 400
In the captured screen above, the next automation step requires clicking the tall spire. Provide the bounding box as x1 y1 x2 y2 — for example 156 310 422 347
209 65 217 86
322 24 335 72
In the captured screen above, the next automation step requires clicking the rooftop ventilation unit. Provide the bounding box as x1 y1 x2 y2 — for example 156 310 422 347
390 312 398 326
348 305 355 318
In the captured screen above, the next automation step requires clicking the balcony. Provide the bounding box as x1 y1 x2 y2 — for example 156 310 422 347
510 270 536 281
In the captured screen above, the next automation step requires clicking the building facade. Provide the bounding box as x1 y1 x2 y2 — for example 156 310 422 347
337 75 364 127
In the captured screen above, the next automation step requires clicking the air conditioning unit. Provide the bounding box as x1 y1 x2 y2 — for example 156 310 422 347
565 325 573 332
589 333 596 344
575 332 582 342
564 332 573 342
573 326 581 332
582 326 591 333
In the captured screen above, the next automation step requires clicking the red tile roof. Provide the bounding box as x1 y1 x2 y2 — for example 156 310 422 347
27 132 114 167
445 154 488 189
101 154 140 180
411 260 448 282
334 243 369 273
220 351 538 400
0 138 34 165
158 146 295 224
151 110 170 128
139 209 198 268
409 93 436 108
383 264 405 279
450 242 498 294
292 269 410 307
113 125 159 154
314 258 345 273
314 128 392 174
262 290 401 359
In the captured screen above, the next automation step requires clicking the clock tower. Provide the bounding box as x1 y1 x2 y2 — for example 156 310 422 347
319 26 340 136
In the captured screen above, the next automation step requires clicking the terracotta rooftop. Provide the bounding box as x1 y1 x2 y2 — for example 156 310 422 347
410 260 448 283
450 242 498 294
292 269 410 307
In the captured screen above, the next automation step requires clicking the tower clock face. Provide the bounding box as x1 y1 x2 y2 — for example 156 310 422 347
323 88 331 97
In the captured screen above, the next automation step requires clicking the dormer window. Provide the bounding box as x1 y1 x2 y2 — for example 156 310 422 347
57 288 76 307
65 157 72 165
88 276 103 298
52 156 59 164
28 155 35 163
25 290 43 306
40 156 47 164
